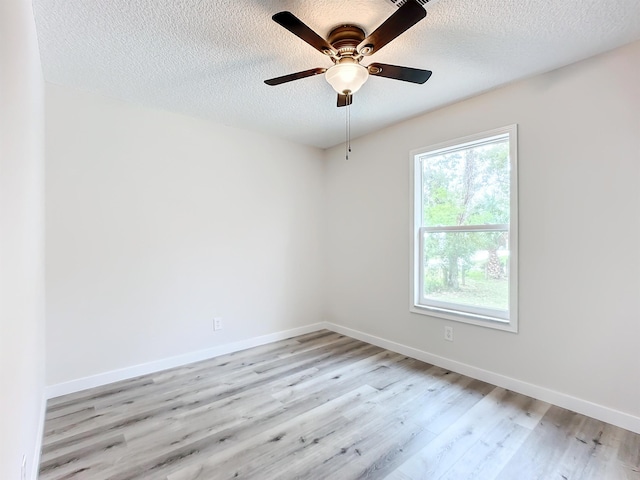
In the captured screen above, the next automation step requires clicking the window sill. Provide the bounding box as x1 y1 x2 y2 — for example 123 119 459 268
410 303 518 333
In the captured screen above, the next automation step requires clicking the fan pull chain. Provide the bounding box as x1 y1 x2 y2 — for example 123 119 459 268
345 94 352 160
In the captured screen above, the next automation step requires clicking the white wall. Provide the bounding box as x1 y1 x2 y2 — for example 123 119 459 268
325 42 640 422
45 38 639 433
0 0 46 478
46 85 325 385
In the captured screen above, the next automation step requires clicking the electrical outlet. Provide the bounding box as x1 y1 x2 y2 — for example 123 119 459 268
444 326 454 342
21 455 27 480
213 317 223 331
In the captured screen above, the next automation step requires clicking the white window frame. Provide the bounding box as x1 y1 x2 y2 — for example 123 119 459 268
410 125 518 332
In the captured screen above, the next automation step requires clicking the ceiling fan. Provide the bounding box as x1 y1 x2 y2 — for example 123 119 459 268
264 0 432 107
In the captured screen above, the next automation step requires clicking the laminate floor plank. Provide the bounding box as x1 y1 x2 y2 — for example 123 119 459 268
618 429 640 477
166 385 379 480
552 415 610 479
289 407 426 480
45 386 284 478
271 350 405 403
437 418 532 480
341 365 452 422
293 329 337 344
39 330 640 479
494 405 640 480
384 388 535 480
396 376 495 435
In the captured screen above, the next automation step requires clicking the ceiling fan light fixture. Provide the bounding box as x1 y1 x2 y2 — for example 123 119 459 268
325 59 369 95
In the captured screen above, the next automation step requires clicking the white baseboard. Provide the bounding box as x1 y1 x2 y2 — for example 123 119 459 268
324 322 640 435
45 323 325 399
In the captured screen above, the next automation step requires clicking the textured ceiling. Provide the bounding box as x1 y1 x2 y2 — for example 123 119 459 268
33 0 640 148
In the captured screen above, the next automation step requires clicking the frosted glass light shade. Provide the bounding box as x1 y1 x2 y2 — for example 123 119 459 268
325 62 369 94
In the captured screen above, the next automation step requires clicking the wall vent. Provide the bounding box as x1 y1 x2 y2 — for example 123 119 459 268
386 0 431 7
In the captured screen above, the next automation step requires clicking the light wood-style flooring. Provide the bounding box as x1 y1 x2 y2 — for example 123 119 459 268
39 330 640 479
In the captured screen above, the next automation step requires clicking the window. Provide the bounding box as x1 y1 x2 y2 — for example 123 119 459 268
410 125 518 331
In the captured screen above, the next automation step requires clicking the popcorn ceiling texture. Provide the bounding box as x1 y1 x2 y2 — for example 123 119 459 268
33 0 640 148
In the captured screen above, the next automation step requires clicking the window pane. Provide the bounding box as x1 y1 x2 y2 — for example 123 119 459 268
422 230 509 311
422 138 510 227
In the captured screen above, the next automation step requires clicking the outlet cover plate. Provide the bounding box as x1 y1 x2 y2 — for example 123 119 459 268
444 326 454 342
214 317 223 331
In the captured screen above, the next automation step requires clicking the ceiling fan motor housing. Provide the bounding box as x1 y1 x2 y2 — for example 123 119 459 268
327 25 366 57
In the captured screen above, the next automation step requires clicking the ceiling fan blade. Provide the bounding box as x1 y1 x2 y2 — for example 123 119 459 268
264 68 327 86
367 63 432 84
357 0 426 56
272 12 337 56
337 93 353 107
